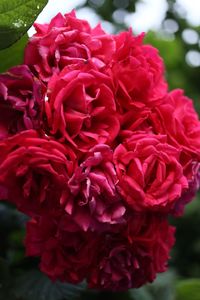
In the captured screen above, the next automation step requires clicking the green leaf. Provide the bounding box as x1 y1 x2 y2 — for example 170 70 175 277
175 279 200 300
0 34 28 73
13 270 86 300
0 0 48 50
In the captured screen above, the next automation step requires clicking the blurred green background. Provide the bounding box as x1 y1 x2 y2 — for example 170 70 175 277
0 0 200 299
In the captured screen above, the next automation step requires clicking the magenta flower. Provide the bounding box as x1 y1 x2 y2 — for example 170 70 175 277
0 65 45 139
67 144 126 231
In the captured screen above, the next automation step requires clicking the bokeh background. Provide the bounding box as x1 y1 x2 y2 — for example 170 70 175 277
0 1 200 299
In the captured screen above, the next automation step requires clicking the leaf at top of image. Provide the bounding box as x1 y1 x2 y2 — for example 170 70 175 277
0 34 28 73
0 0 48 50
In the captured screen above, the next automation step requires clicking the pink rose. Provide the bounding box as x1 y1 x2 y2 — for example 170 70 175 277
111 30 167 112
118 106 153 142
25 214 97 283
0 130 76 217
67 144 126 231
151 89 200 157
45 65 120 152
172 161 200 216
115 91 200 214
0 65 45 140
24 11 116 81
88 214 175 291
114 133 188 212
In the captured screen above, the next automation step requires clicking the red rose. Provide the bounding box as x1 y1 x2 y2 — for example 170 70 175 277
24 11 116 81
67 144 126 231
45 65 120 152
172 161 200 216
118 106 153 142
114 133 188 212
111 30 167 112
0 130 76 217
25 214 97 283
88 214 175 291
0 65 45 140
115 90 200 215
151 89 200 158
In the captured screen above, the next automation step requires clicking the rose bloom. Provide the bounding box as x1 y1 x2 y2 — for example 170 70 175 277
151 89 200 158
45 64 120 152
114 133 188 212
111 30 167 112
67 144 126 231
119 106 153 141
88 214 175 291
0 65 45 140
118 90 200 158
0 130 76 217
172 161 200 216
117 91 200 214
24 11 115 81
25 214 97 283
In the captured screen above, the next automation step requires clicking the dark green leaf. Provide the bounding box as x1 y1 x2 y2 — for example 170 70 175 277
0 0 48 50
0 34 28 73
13 270 86 300
175 279 200 300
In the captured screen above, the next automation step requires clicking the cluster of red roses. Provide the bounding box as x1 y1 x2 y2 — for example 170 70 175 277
0 11 200 291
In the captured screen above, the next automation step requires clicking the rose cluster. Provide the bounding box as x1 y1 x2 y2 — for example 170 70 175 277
0 11 199 291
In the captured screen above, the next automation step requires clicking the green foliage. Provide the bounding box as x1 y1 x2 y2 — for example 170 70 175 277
0 0 48 50
78 0 137 32
171 195 200 278
0 34 28 73
0 260 86 300
144 31 200 115
81 0 137 26
13 270 86 300
175 279 200 300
